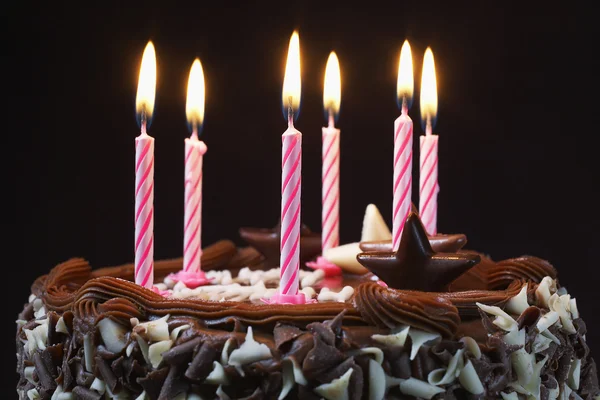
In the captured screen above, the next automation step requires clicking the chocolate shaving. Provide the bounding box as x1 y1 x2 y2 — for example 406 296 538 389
72 386 103 400
74 361 94 387
302 336 346 380
137 367 169 399
158 364 188 400
307 321 336 346
517 306 541 330
95 354 118 393
285 332 314 364
162 336 202 366
273 324 304 350
184 341 218 382
33 351 57 392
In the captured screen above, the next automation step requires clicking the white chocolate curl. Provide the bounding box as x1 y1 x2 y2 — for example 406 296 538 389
399 377 445 399
314 368 353 400
506 284 529 315
227 327 272 373
459 360 484 395
476 302 518 331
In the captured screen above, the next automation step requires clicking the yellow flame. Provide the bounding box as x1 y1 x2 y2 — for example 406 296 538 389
186 58 205 129
420 47 438 122
282 31 301 115
135 41 157 120
323 51 341 117
397 40 414 103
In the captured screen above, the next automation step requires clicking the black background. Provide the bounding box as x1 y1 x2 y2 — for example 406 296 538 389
6 2 598 388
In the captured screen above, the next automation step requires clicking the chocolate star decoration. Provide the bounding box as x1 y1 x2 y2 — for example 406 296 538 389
239 220 322 268
359 233 467 254
357 212 481 291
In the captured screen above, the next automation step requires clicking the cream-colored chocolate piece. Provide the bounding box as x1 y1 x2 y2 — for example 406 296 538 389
504 328 533 386
372 325 410 348
569 358 581 390
134 315 170 342
408 329 441 360
535 276 556 307
280 357 308 400
27 388 40 400
523 355 548 399
537 310 560 333
367 358 404 400
301 269 325 288
24 366 36 385
134 391 148 400
220 337 235 365
205 361 229 385
28 294 36 303
314 368 353 400
428 349 464 386
317 286 354 302
135 334 150 365
361 204 392 242
170 324 190 341
83 333 94 372
476 302 518 331
228 327 272 374
459 336 481 359
90 378 106 394
549 294 576 334
532 333 553 353
570 298 580 319
500 392 519 400
399 377 445 399
322 242 364 274
186 393 204 400
348 347 384 364
148 339 173 369
24 323 48 356
55 316 69 335
506 284 529 315
50 384 74 400
126 341 135 357
216 385 231 400
459 360 484 395
559 383 572 400
98 318 128 353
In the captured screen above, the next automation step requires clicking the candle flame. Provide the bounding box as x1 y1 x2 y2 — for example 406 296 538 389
397 40 414 110
282 31 301 122
323 51 341 121
420 47 438 130
136 41 157 127
186 58 205 134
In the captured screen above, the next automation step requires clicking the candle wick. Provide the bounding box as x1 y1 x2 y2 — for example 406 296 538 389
401 97 408 115
191 125 199 140
140 108 148 135
287 96 294 127
426 118 433 136
328 109 335 128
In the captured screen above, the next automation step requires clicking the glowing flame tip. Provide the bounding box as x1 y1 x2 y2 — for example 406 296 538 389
135 41 157 127
282 31 301 122
186 58 205 134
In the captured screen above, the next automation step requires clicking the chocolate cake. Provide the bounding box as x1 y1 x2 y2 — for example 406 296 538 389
15 212 600 399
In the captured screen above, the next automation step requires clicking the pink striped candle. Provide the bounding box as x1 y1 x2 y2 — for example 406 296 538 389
183 133 207 273
134 127 155 288
267 31 310 304
392 40 414 251
321 52 341 252
134 41 157 289
419 47 439 235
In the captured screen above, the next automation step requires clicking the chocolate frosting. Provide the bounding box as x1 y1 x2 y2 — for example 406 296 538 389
488 255 557 289
239 221 322 268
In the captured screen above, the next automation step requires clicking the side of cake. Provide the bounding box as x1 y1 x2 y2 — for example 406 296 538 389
16 216 600 399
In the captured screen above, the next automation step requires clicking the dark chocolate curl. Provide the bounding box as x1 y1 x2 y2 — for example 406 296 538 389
274 324 304 350
184 341 217 382
158 364 188 400
306 321 335 346
95 355 118 393
302 336 346 380
162 337 202 366
137 367 169 400
72 386 103 400
285 332 314 365
33 351 57 392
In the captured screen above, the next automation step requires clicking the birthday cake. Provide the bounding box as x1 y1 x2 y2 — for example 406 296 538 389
15 205 600 400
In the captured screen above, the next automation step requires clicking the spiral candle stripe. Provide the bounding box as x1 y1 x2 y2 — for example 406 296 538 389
392 111 413 251
135 132 155 288
183 138 207 273
419 134 439 235
321 125 340 251
280 129 302 296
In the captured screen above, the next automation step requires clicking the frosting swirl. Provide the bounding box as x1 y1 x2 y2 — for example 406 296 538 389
488 256 557 289
352 281 460 338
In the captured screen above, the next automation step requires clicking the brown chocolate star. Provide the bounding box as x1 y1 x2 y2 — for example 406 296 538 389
359 233 467 253
356 212 480 291
239 220 322 268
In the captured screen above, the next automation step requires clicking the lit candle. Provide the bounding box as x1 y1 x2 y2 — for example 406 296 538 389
134 41 157 289
268 31 309 304
306 52 343 277
392 40 414 251
321 52 341 252
168 59 211 288
419 47 439 235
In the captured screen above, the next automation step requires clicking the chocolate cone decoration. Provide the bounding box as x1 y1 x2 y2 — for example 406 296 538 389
239 220 321 268
357 212 480 291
